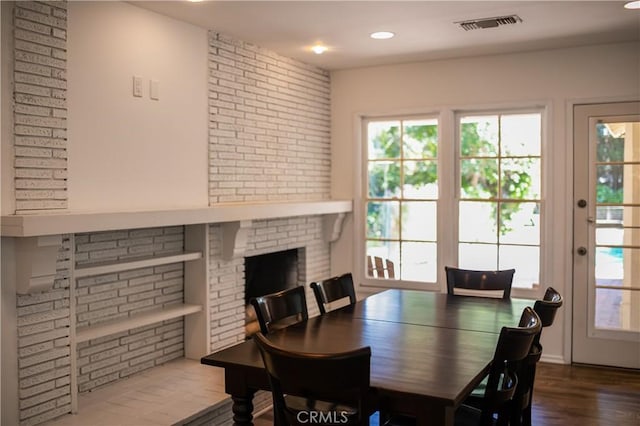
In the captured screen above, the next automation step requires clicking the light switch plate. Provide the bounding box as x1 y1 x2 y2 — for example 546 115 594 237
150 79 159 100
133 75 143 97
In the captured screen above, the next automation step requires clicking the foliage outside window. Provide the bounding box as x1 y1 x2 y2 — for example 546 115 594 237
458 113 542 289
366 119 438 282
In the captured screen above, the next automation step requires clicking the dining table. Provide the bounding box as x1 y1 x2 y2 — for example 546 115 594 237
201 289 532 425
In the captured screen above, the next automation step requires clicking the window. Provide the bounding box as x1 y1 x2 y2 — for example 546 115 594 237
365 118 438 282
457 113 542 289
362 109 544 290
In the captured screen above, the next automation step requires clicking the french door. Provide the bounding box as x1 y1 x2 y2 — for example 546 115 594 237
573 101 640 368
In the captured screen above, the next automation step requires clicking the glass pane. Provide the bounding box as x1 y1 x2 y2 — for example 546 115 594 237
403 161 438 198
500 202 540 245
366 241 399 279
459 243 497 270
368 161 401 198
402 201 436 241
366 201 399 239
595 288 640 332
460 116 498 157
595 164 622 203
460 159 499 199
596 205 627 222
596 247 640 288
459 201 497 243
501 113 541 156
501 158 541 200
596 122 640 162
596 227 640 246
403 119 438 159
401 242 436 282
499 245 539 289
368 121 400 160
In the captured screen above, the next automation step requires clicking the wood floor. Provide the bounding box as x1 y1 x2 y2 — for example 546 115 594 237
254 362 640 425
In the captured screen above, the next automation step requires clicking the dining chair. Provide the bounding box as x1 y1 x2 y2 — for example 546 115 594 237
384 307 541 426
250 286 309 335
445 266 515 299
253 331 378 426
510 287 563 426
310 272 357 315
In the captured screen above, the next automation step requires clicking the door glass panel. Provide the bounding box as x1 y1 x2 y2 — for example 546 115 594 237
593 120 640 335
595 289 640 332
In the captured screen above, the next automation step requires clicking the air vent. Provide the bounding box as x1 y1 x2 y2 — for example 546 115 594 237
456 15 522 31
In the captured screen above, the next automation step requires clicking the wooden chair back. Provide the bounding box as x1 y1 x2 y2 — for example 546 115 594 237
250 286 308 335
310 273 357 315
445 266 515 299
479 306 541 425
367 255 395 279
253 332 375 426
511 287 563 426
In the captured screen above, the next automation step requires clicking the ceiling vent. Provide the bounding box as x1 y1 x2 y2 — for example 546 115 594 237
456 15 522 31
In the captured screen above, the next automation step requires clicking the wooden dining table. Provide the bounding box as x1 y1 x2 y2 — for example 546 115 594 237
201 289 532 425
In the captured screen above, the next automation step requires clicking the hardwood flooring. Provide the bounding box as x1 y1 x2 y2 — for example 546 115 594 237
253 362 640 425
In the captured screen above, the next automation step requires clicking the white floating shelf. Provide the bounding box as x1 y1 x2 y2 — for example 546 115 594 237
1 200 353 237
76 303 202 343
74 251 202 278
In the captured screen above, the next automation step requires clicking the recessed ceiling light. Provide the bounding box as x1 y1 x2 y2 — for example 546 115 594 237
370 31 395 40
624 1 640 9
311 45 328 55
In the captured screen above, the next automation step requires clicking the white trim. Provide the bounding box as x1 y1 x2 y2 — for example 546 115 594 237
1 200 353 237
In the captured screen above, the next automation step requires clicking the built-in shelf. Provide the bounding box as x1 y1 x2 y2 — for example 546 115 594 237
74 251 202 278
75 303 203 343
1 199 353 237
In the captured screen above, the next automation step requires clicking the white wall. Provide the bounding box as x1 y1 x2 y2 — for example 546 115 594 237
67 2 208 212
330 41 640 362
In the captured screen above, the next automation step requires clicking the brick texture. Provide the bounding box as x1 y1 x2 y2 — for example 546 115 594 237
74 227 187 393
208 32 331 203
13 1 68 213
208 216 330 352
17 236 72 425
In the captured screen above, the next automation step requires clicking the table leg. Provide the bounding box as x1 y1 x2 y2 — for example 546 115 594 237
231 393 255 426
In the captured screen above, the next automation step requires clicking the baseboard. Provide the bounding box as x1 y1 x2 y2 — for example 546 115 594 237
540 354 568 364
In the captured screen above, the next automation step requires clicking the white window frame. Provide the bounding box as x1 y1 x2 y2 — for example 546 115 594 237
356 104 551 299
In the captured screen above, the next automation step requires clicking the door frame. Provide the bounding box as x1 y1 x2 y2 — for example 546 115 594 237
569 97 640 367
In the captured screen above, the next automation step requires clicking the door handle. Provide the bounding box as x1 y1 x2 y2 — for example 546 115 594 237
577 247 587 256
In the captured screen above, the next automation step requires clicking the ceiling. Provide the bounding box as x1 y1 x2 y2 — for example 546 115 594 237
131 1 640 70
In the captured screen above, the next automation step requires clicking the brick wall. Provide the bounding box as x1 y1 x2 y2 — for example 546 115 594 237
16 237 71 426
13 1 68 213
74 227 186 393
208 32 331 203
208 216 330 352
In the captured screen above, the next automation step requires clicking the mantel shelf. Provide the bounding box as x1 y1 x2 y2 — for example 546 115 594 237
1 199 353 237
75 303 203 343
74 251 202 278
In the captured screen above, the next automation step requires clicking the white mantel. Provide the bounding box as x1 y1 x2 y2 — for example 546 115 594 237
0 200 352 237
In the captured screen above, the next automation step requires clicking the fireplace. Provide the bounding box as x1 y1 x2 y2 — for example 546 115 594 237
244 248 299 335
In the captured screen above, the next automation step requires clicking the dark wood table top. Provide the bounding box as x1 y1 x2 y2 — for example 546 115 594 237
347 289 532 334
201 289 534 423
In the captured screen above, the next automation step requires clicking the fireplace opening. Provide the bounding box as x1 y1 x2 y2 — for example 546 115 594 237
244 248 299 335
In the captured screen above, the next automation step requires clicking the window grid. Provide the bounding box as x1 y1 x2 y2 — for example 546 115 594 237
365 118 438 282
458 113 542 285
